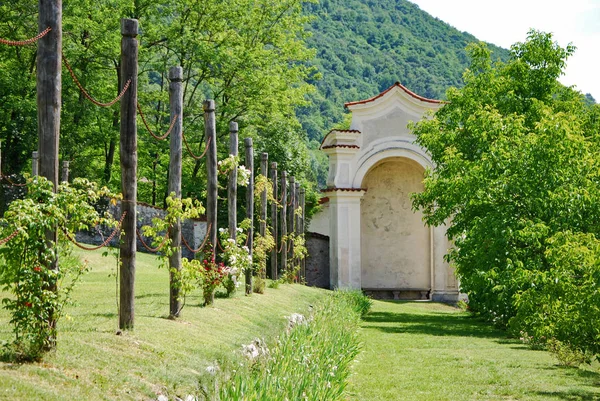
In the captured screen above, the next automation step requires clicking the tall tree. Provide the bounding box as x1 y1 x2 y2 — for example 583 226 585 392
412 31 600 360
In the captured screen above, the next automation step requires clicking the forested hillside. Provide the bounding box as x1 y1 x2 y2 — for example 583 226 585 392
0 0 512 199
299 0 510 142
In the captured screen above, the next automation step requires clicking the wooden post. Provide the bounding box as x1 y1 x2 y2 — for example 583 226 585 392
244 138 254 295
259 153 268 237
61 161 69 182
228 122 238 240
119 18 138 330
259 153 268 279
37 0 62 347
32 151 39 177
280 171 287 275
270 162 278 280
204 100 217 256
288 176 295 274
294 182 300 234
37 0 61 188
294 182 300 272
168 66 183 318
299 187 306 281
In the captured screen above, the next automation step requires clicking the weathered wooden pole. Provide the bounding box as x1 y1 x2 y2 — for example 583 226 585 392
32 151 39 177
259 153 268 237
119 18 138 330
294 182 300 234
299 187 306 281
259 153 268 279
294 182 300 273
37 0 62 349
280 171 287 275
61 161 69 182
228 122 238 240
288 176 296 274
204 100 217 256
168 66 183 318
37 0 61 188
244 138 254 295
270 162 278 280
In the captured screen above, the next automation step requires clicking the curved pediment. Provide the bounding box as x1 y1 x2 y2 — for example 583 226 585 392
346 82 444 126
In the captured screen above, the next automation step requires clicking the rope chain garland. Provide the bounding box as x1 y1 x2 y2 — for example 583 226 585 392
0 27 51 46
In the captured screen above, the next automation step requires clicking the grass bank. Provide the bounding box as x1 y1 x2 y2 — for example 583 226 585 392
0 248 327 400
347 300 600 401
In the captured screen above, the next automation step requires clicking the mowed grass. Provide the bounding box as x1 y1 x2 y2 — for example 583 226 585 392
347 300 600 401
0 248 327 400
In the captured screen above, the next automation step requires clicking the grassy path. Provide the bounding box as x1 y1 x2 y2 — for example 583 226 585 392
347 301 600 401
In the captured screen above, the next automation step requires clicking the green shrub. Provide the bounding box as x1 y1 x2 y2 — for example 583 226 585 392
252 276 265 294
510 231 600 362
218 290 362 400
546 339 591 367
332 289 372 317
0 177 119 360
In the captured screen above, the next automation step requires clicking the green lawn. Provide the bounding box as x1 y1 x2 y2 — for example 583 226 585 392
347 300 600 401
3 251 600 401
0 248 327 400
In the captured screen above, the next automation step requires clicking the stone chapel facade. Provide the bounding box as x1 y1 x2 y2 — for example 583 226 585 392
309 82 459 302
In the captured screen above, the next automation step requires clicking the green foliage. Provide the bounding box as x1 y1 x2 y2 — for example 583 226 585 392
219 290 362 400
252 276 266 295
0 0 315 202
0 177 118 360
546 338 592 367
512 232 600 362
411 30 600 361
218 219 252 281
252 228 275 278
186 255 230 306
298 0 510 143
332 289 372 317
141 194 205 310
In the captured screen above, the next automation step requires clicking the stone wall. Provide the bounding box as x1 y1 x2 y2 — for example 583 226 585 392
305 232 330 289
75 201 207 260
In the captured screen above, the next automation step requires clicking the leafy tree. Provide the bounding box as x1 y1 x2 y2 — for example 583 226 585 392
412 31 600 361
0 0 316 203
298 0 510 143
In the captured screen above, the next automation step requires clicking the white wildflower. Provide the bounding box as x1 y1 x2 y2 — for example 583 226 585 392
286 313 307 332
241 338 269 360
205 364 219 375
242 343 259 360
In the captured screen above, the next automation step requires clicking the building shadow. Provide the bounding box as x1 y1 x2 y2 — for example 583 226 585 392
363 309 504 339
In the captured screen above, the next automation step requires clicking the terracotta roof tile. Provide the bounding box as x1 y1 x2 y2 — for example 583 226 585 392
321 144 360 150
345 82 443 107
320 129 361 146
321 187 367 193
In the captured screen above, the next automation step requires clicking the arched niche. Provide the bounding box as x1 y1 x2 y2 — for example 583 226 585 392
360 157 431 295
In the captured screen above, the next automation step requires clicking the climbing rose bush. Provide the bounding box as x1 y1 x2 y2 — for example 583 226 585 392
0 177 119 360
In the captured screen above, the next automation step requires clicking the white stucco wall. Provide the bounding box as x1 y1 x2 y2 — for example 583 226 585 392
308 202 330 236
320 83 459 301
360 158 430 289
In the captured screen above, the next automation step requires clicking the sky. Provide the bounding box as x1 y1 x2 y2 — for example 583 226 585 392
409 0 600 101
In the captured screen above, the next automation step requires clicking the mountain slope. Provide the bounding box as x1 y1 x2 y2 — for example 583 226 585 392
299 0 509 142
